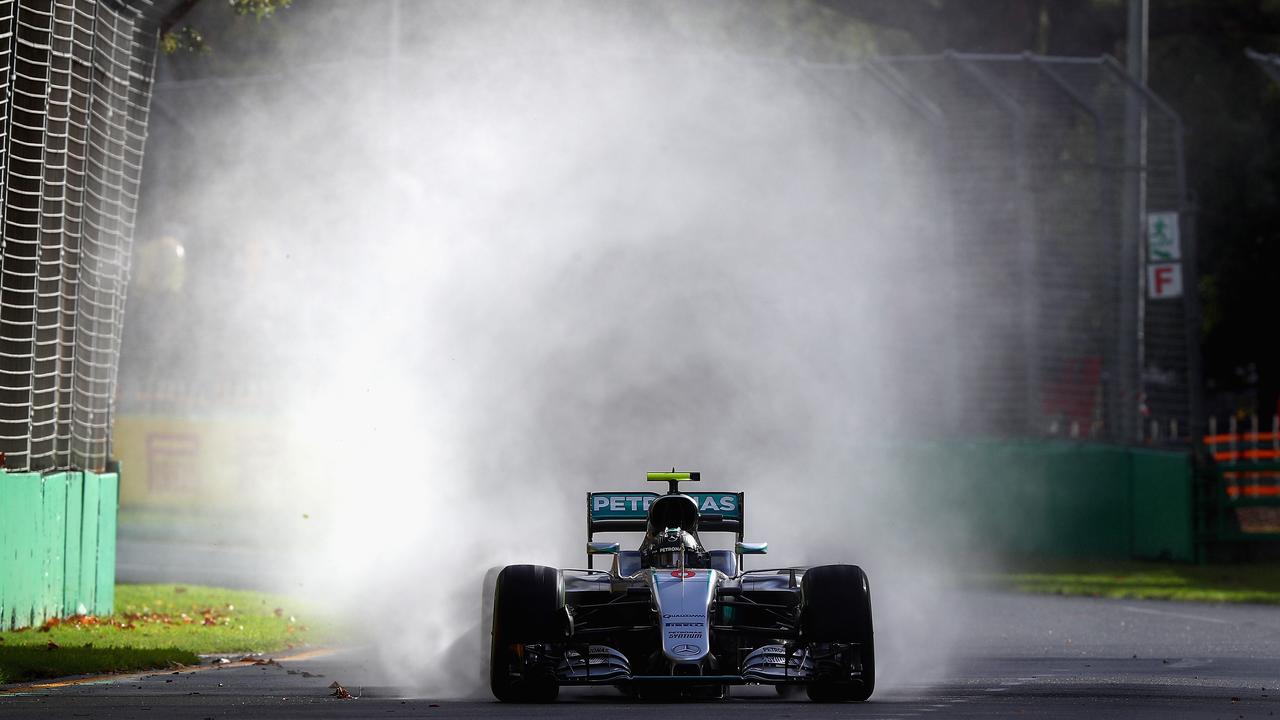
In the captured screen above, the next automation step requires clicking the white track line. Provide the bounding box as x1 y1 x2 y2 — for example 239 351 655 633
1121 605 1234 625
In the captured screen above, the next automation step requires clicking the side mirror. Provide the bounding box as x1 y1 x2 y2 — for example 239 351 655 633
587 541 620 555
736 541 768 555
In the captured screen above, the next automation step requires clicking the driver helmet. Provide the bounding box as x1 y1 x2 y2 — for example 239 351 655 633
642 527 706 569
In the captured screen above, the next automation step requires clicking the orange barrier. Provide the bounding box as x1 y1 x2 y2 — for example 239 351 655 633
1223 470 1280 480
1201 418 1280 542
1213 449 1280 461
1204 431 1280 444
1226 485 1280 499
1204 421 1280 525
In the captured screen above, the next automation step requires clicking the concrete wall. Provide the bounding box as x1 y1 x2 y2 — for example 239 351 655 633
0 471 118 630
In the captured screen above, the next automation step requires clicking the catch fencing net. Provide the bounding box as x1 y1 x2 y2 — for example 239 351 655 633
0 0 171 472
131 49 1197 447
775 53 1196 443
847 54 1198 444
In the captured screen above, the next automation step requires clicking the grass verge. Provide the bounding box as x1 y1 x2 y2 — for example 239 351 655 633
0 584 330 684
983 561 1280 605
0 647 199 685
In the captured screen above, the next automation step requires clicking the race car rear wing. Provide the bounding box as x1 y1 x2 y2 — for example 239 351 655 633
586 491 745 542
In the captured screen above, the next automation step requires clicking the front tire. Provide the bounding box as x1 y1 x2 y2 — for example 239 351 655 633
489 564 565 702
801 564 874 702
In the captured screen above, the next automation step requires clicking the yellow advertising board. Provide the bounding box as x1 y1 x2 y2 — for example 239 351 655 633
113 415 289 510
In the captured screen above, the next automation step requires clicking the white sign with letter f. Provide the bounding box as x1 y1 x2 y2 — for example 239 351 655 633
1148 263 1183 299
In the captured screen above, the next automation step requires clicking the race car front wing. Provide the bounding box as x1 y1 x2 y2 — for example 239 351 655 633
550 643 830 685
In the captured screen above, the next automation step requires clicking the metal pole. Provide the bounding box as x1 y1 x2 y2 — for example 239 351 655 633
1120 0 1148 444
1184 200 1204 449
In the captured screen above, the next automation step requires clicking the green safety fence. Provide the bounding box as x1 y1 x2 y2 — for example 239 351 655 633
879 441 1195 562
0 470 117 631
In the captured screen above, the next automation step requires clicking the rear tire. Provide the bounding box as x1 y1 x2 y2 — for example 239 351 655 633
800 564 874 702
489 564 564 702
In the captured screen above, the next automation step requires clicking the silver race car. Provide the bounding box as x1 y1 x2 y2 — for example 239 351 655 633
489 471 874 702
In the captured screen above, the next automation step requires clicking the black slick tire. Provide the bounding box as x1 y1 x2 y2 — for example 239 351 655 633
489 564 564 702
800 564 875 702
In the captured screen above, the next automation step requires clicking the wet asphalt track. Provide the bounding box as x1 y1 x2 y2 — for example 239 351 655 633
2 591 1278 719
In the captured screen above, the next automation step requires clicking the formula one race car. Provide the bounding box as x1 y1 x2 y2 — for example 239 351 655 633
488 472 874 702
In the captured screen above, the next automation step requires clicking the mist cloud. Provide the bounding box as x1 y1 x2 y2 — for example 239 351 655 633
136 0 974 697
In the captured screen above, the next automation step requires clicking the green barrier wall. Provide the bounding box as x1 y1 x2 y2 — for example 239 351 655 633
0 470 118 631
884 442 1194 562
1129 448 1195 561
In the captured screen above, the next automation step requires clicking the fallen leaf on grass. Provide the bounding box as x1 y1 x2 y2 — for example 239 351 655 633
46 641 60 650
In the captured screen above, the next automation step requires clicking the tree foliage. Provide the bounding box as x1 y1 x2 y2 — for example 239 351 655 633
160 0 293 53
229 0 293 21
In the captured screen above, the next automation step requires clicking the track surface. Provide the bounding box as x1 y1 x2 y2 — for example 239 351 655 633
2 591 1278 719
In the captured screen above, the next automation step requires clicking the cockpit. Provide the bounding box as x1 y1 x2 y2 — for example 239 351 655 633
639 495 710 569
